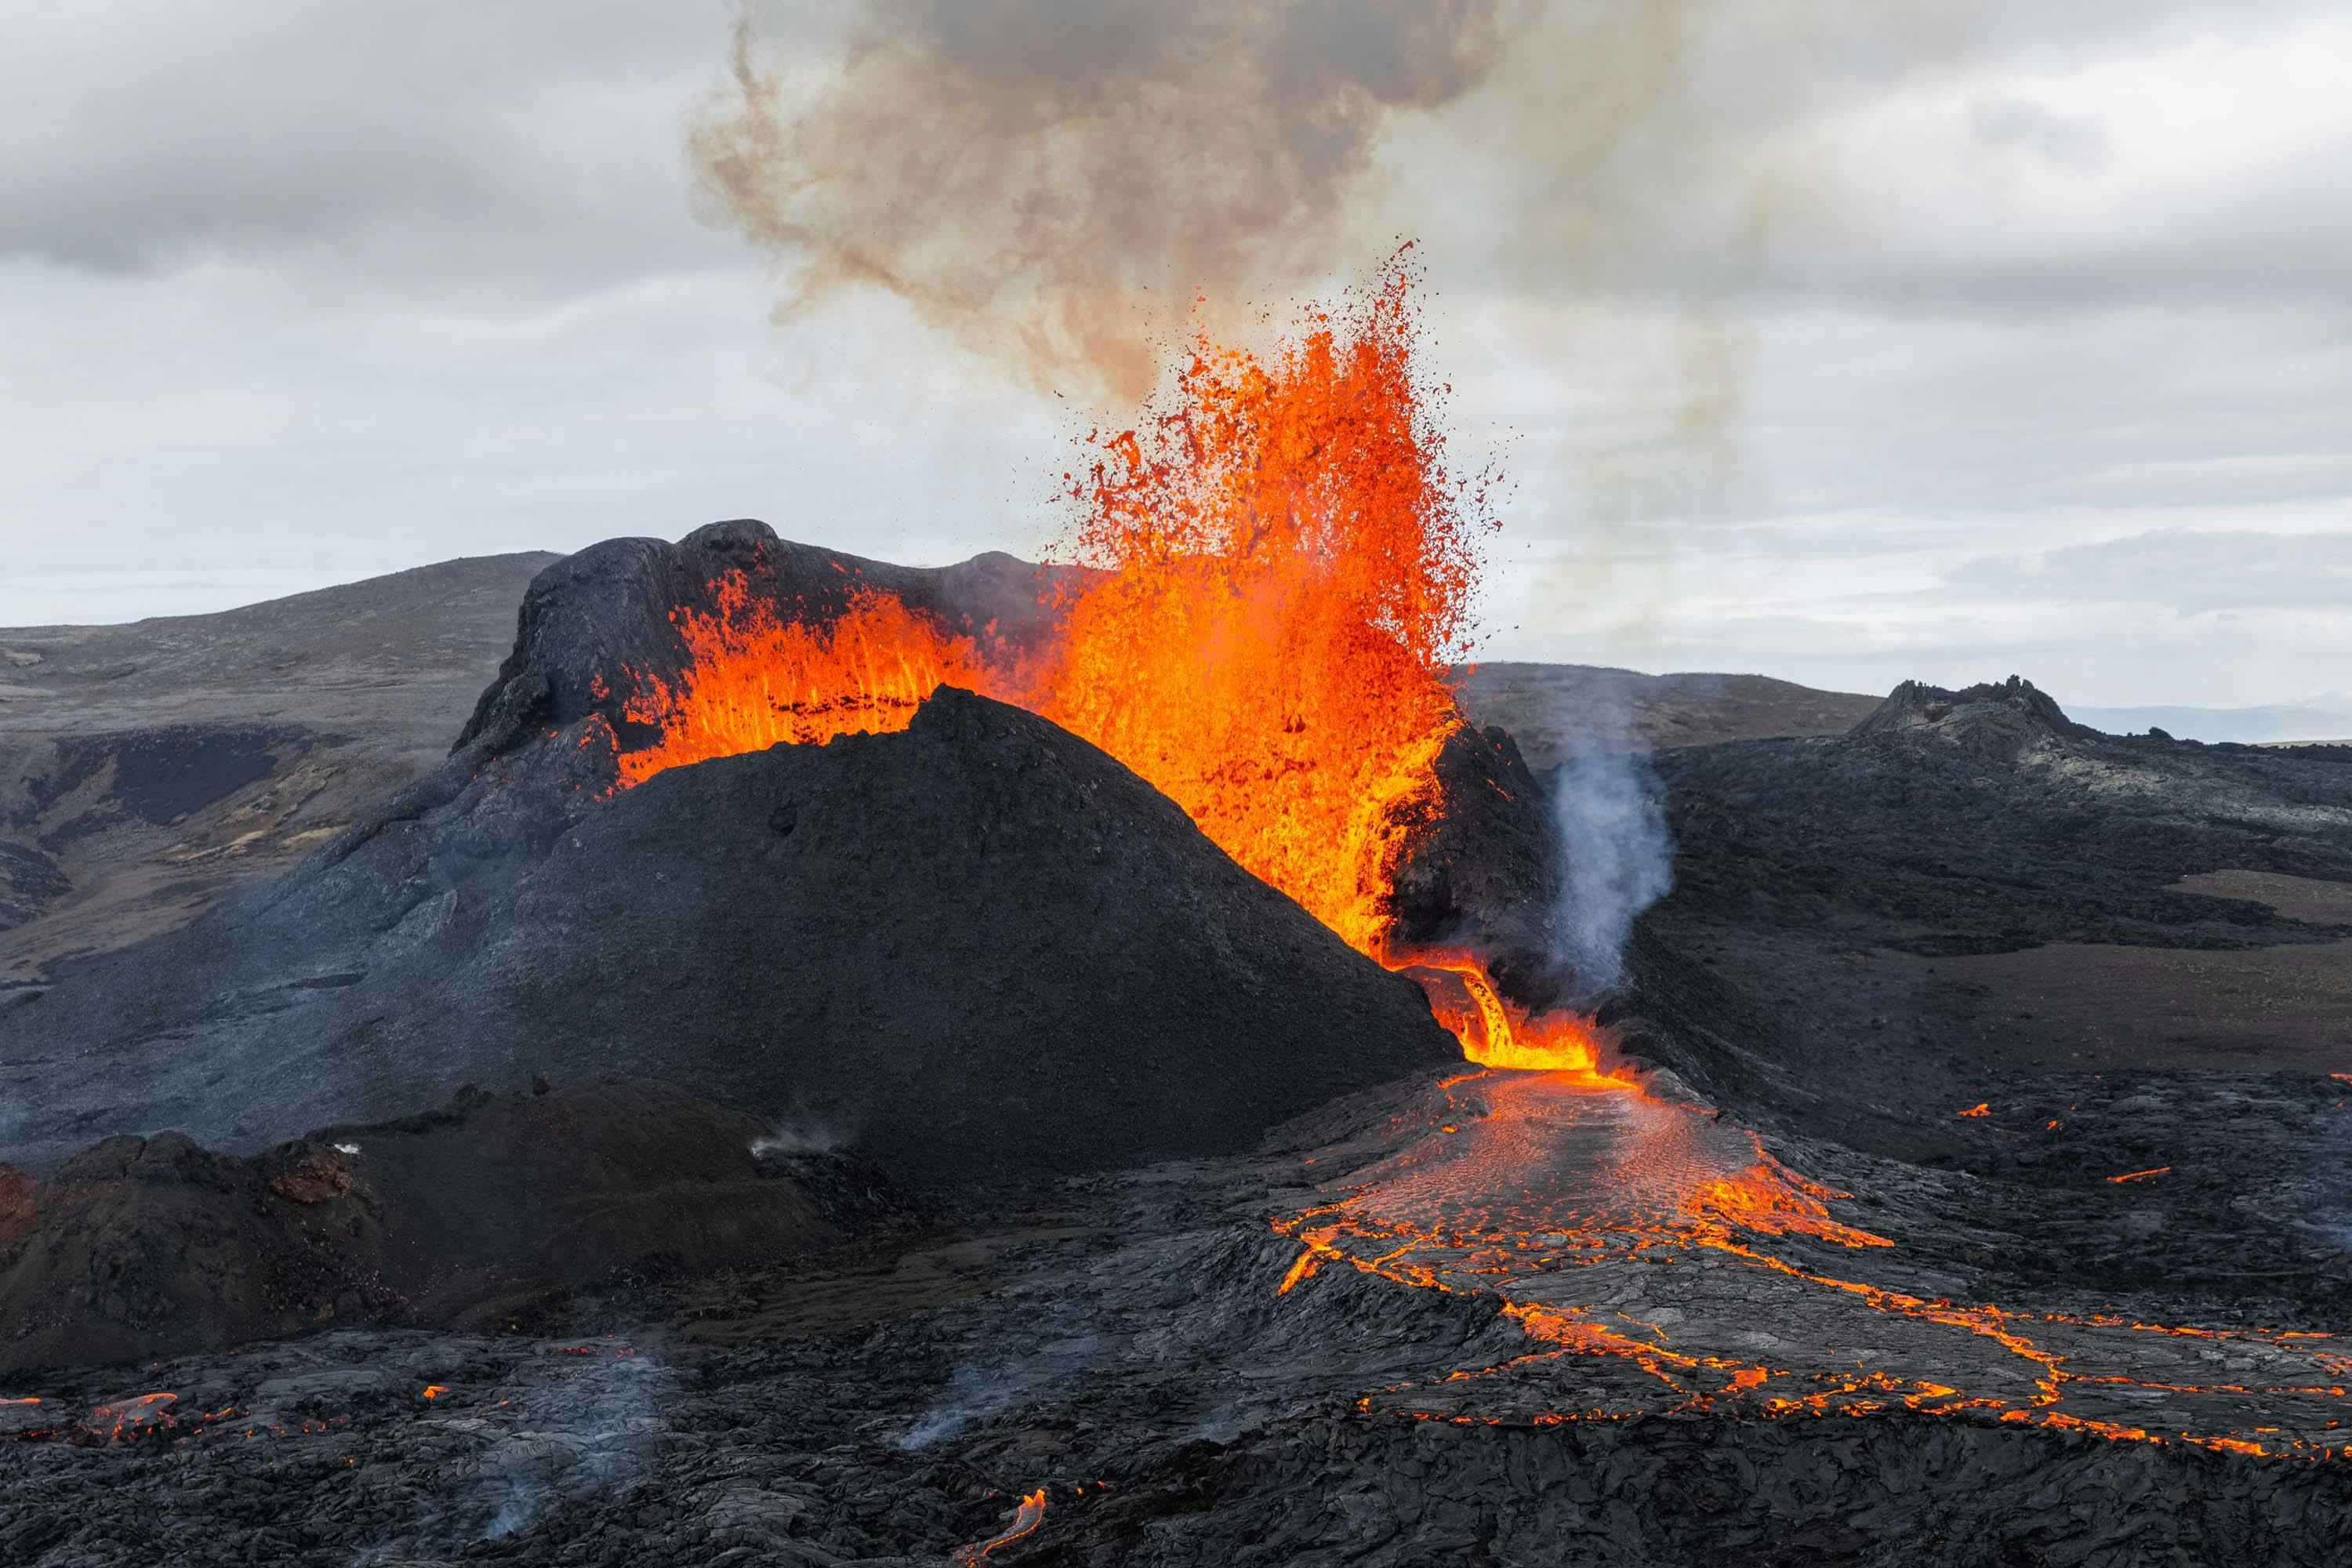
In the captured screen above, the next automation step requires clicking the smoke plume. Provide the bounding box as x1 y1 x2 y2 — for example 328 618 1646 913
1548 691 1672 997
690 0 1792 645
691 1 1530 397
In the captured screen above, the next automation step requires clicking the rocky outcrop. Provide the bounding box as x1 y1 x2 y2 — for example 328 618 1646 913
1849 673 2097 760
452 521 1081 760
0 1080 886 1372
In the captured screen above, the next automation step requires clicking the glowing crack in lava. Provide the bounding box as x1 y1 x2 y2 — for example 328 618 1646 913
1276 1069 2352 1457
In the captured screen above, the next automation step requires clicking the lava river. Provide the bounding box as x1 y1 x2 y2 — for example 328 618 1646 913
1275 1066 2352 1459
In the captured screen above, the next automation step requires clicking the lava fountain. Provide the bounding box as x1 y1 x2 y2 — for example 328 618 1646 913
611 247 1589 1065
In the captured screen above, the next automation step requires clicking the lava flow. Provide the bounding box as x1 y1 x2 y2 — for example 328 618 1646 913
953 1490 1048 1566
1394 949 1607 1074
1275 1069 2350 1457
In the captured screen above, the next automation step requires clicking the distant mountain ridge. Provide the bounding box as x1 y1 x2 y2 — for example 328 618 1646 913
2065 702 2352 746
8 543 2336 977
1455 661 1881 765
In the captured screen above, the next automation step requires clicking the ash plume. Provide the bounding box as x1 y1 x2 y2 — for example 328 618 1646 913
1548 688 1671 998
690 0 1786 608
691 0 1530 397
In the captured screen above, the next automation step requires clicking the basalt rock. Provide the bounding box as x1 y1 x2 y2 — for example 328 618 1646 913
1849 673 2096 759
0 1079 877 1373
1389 721 1573 1006
1655 675 2352 958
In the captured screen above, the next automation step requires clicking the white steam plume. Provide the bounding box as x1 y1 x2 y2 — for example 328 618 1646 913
1550 691 1672 996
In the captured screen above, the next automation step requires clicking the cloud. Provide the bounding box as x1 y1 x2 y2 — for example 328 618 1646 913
0 0 2347 719
1948 529 2352 614
0 2 730 298
1969 96 2113 171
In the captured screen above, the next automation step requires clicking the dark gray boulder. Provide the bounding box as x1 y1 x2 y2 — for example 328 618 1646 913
0 1078 885 1372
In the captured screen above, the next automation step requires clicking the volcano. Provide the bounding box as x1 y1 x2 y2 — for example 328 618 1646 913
0 646 1459 1185
9 259 2350 1565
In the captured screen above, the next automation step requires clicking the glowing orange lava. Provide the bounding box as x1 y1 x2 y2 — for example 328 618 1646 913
1029 251 1486 953
954 1489 1048 1566
1390 949 1613 1075
1276 1069 2349 1457
613 575 987 789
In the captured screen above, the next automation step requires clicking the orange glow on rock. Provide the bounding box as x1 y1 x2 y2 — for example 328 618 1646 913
1958 1103 1991 1118
85 1392 176 1440
2107 1166 2172 1185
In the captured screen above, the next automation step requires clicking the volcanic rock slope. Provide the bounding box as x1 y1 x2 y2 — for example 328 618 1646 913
1457 660 1881 766
1616 676 2352 1329
1655 675 2352 960
0 554 560 985
0 523 1457 1187
0 1079 899 1374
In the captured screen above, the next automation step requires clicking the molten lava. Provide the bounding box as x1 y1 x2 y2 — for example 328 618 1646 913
1029 255 1487 953
1277 1069 2350 1457
614 575 986 789
1396 950 1606 1075
954 1489 1048 1566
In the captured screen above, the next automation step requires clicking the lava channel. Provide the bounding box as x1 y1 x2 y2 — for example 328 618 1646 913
1276 1068 2351 1458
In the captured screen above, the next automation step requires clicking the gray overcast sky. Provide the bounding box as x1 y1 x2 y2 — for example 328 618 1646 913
3 0 2348 706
